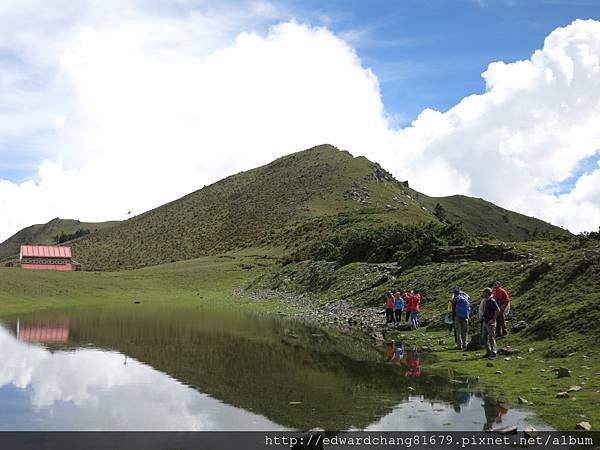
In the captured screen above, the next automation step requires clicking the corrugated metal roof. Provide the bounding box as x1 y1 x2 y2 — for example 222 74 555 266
20 245 72 258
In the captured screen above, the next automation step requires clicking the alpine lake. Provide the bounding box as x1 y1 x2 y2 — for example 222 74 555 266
0 304 551 431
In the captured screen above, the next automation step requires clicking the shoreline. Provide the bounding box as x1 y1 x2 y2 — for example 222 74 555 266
245 288 598 432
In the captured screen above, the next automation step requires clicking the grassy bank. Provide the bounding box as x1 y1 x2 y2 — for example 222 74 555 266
382 326 600 431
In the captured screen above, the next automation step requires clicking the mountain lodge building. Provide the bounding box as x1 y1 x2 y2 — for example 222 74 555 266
20 245 73 271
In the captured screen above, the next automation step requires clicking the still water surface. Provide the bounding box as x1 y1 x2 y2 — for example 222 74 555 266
0 305 548 431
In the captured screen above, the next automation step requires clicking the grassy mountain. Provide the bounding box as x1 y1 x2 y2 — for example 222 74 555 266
418 194 560 241
0 218 119 261
4 144 563 270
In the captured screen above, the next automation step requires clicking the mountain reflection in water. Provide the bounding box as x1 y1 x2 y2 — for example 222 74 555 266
0 306 547 431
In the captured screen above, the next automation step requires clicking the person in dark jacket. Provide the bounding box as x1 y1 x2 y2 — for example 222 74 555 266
481 287 500 359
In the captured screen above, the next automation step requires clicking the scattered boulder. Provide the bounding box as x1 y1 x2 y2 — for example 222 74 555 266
493 425 518 435
569 386 583 392
438 338 446 345
576 421 592 431
524 426 538 439
370 332 384 342
529 347 535 353
557 367 572 378
466 334 485 351
557 392 570 398
499 346 520 355
289 401 302 405
518 397 529 404
495 371 503 374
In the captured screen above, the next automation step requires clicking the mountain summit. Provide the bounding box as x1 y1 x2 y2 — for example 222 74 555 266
3 145 565 270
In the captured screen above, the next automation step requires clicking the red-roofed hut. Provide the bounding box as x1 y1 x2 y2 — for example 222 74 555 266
20 245 73 271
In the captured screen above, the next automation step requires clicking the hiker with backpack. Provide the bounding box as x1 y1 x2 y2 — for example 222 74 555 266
452 288 472 350
393 289 405 324
493 280 511 337
481 287 500 360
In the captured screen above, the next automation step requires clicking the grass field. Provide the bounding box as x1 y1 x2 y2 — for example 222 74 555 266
0 254 279 316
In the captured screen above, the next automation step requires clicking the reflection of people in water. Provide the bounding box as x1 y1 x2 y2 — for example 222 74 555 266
394 342 404 361
404 346 422 377
385 341 406 366
385 341 396 362
482 395 508 431
450 384 471 413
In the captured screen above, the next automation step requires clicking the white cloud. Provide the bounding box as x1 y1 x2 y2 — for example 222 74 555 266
1 5 599 242
381 19 600 233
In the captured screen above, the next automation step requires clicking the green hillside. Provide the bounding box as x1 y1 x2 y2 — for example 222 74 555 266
0 218 119 261
419 194 562 241
65 144 565 270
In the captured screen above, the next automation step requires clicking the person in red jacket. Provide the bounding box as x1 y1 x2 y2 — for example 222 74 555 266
404 290 417 323
493 280 511 337
410 290 421 330
385 290 395 325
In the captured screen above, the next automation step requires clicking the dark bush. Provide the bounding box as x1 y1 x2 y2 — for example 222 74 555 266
53 228 91 244
307 222 471 266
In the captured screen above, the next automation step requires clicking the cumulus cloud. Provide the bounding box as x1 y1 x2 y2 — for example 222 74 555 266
0 3 599 241
385 19 600 232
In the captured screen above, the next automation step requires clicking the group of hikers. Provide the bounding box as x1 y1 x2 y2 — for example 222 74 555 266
384 289 422 330
384 280 511 360
448 280 511 359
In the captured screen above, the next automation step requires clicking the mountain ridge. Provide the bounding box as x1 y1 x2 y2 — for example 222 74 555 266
0 218 119 261
1 144 567 270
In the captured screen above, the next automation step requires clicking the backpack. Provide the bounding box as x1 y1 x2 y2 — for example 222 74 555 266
455 293 472 319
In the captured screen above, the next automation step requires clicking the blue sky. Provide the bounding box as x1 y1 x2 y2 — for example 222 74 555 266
1 0 600 238
283 0 600 123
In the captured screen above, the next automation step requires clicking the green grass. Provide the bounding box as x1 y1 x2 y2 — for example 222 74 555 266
0 254 275 316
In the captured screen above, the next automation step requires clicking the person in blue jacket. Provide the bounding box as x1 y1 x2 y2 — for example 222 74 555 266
393 289 405 324
453 287 472 350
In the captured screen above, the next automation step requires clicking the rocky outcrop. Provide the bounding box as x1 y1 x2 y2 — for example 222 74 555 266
431 244 528 263
371 163 409 187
